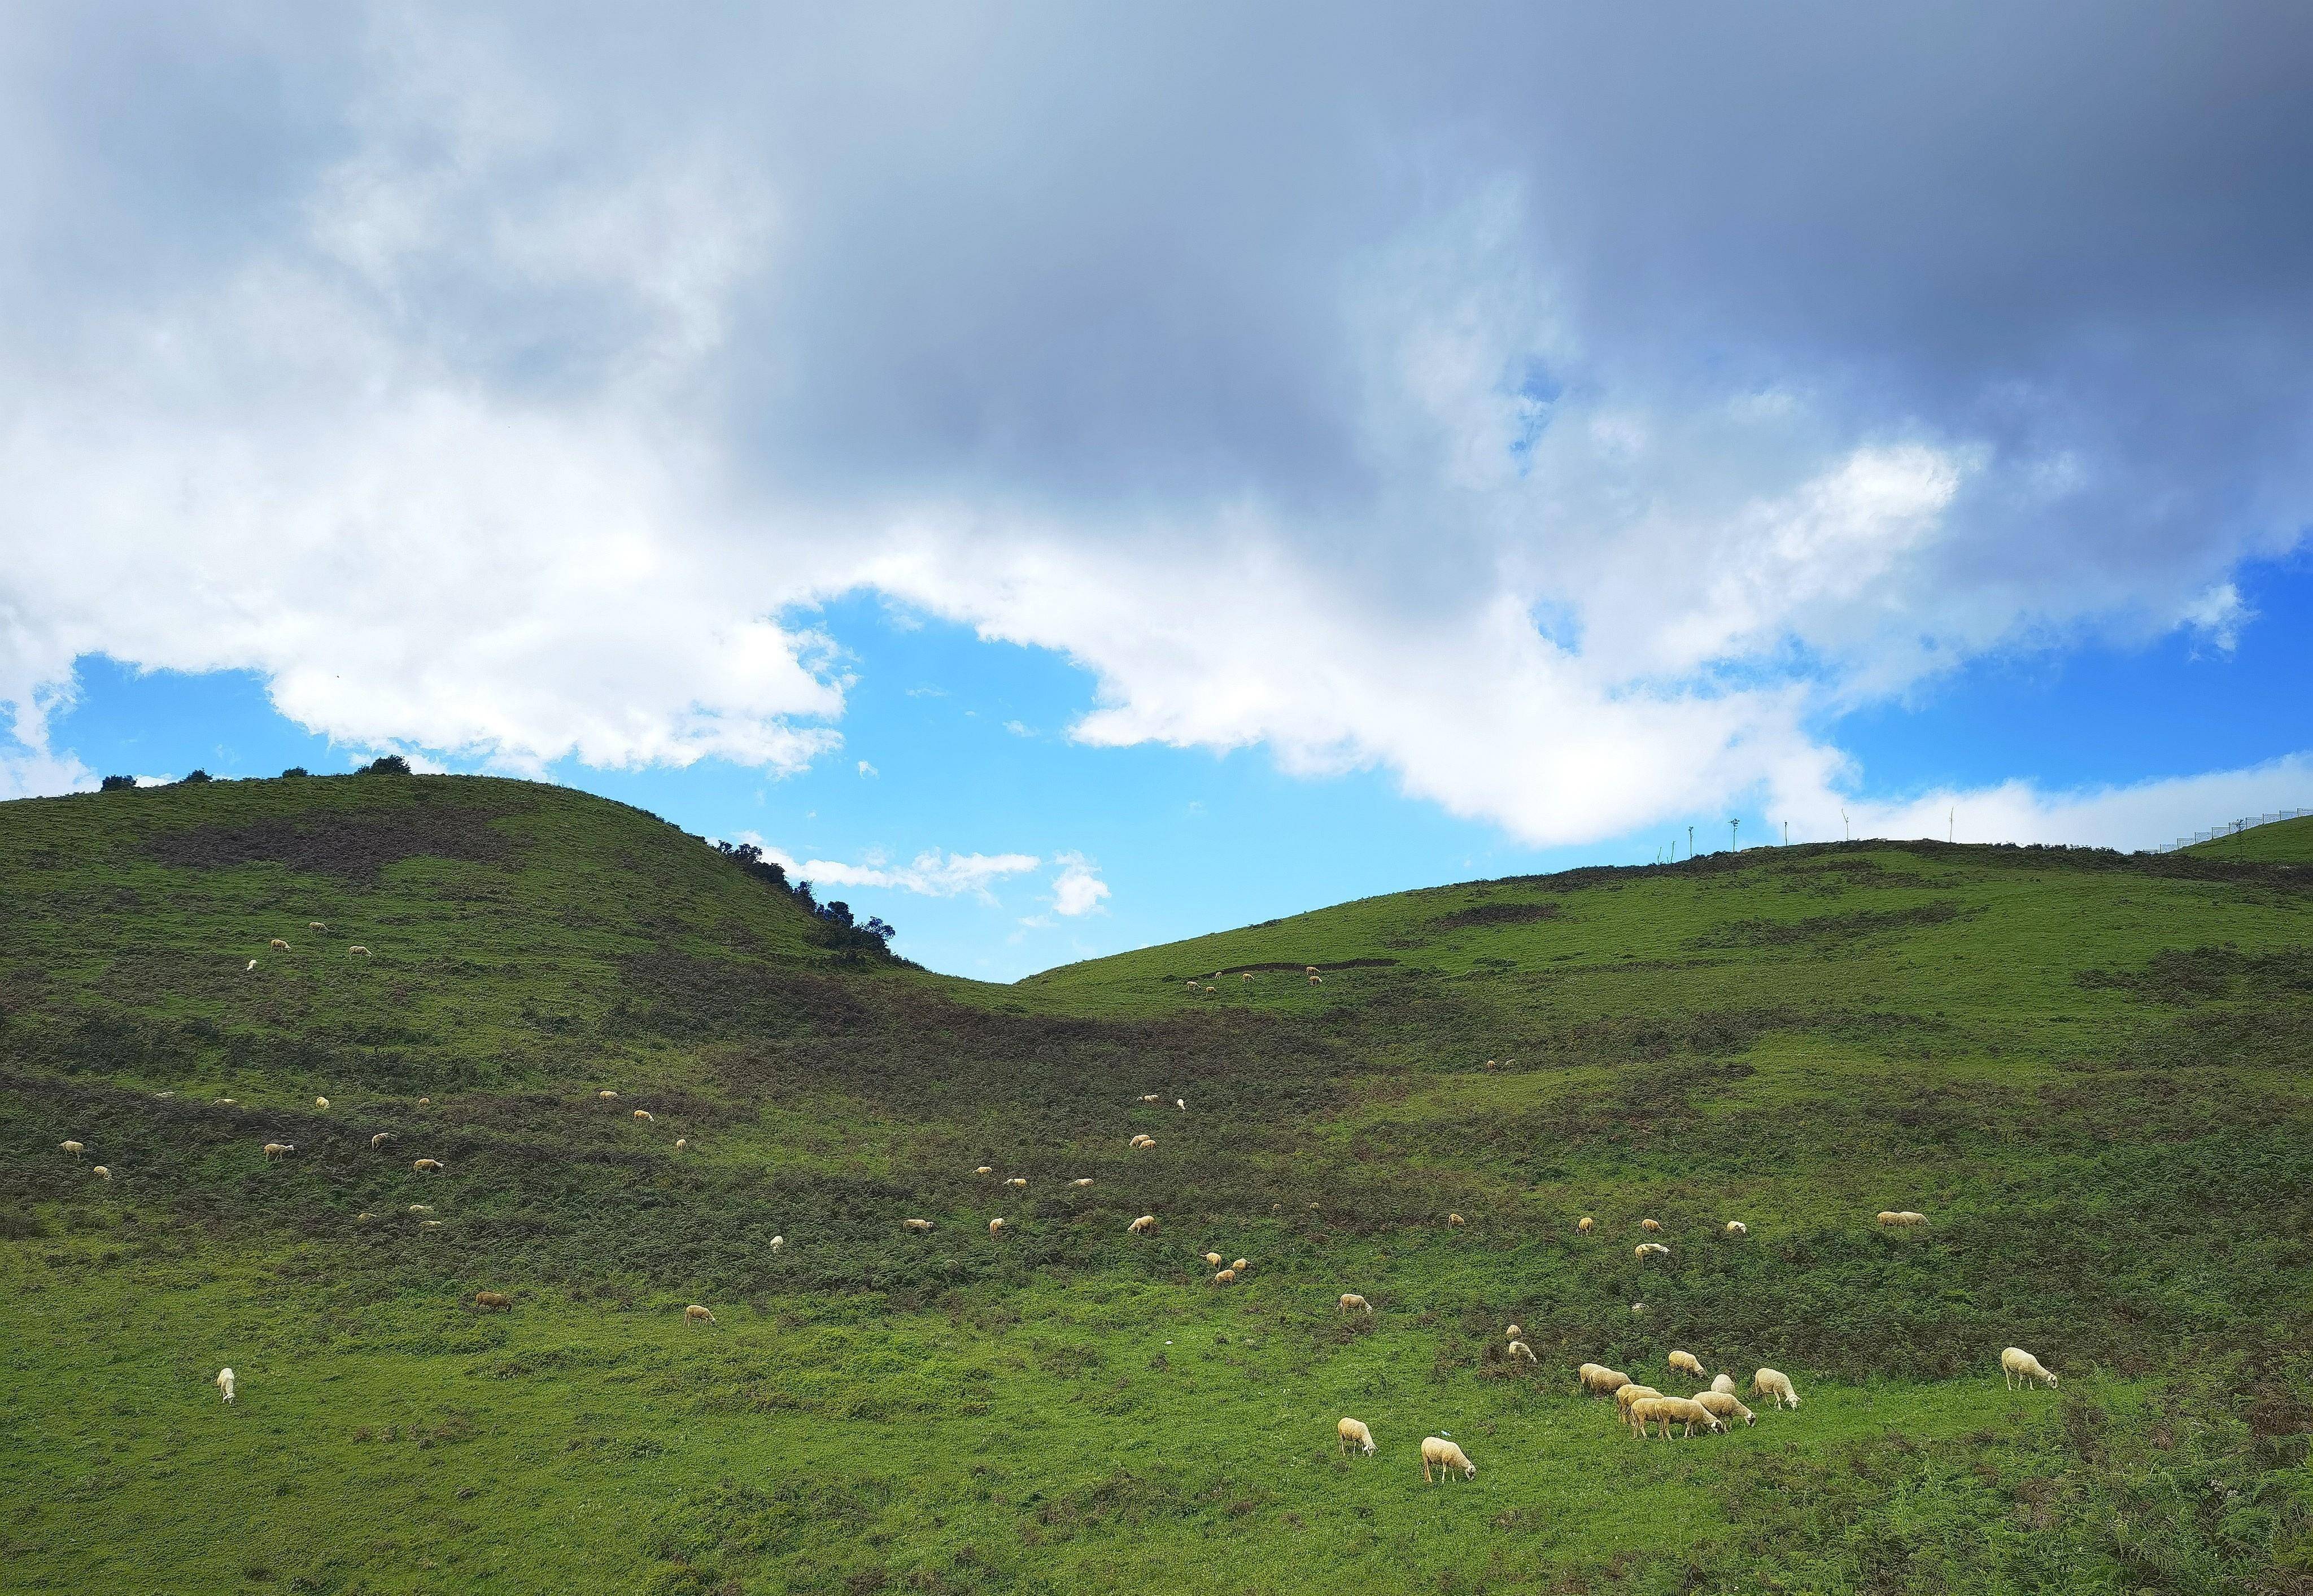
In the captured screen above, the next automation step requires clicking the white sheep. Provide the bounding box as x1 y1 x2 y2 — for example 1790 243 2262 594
1140 1094 1162 1104
1337 1416 1376 1455
1651 1396 1724 1438
1625 1396 1666 1437
1710 1373 1736 1395
1876 1209 1928 1229
91 1165 111 1180
1577 1216 1594 1234
60 1140 85 1158
1131 1136 1156 1150
314 1097 330 1110
975 1165 994 1175
1614 1384 1662 1427
269 939 290 951
215 1367 235 1403
1752 1368 1800 1409
408 1204 434 1214
369 1133 392 1151
1308 975 1322 985
246 960 256 972
413 1158 444 1174
1447 1213 1465 1227
674 1138 688 1150
1640 1218 1662 1233
904 1219 933 1233
1420 1436 1476 1482
632 1109 653 1122
1070 1178 1094 1188
1666 1350 1705 1379
1176 1098 1186 1110
1507 1339 1538 1363
685 1304 717 1325
1127 1215 1158 1236
1505 1323 1521 1338
1205 1252 1224 1266
1725 1220 1748 1236
1211 1268 1236 1286
417 1097 429 1105
308 922 328 931
1006 1176 1028 1189
989 1219 1008 1236
1578 1363 1631 1396
1231 1258 1249 1272
2001 1347 2058 1389
264 1142 294 1162
347 945 371 957
1697 1391 1755 1427
418 1219 443 1229
1338 1293 1373 1314
599 1091 619 1100
770 1236 784 1252
1636 1242 1670 1259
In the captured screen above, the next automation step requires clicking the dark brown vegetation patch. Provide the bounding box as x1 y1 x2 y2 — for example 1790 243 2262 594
144 803 521 882
1425 900 1563 931
1690 900 1966 949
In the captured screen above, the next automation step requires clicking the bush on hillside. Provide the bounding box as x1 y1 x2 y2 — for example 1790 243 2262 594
99 775 134 791
178 769 212 784
281 766 309 778
358 754 412 775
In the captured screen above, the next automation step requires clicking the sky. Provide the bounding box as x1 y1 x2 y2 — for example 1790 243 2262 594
3 3 2310 980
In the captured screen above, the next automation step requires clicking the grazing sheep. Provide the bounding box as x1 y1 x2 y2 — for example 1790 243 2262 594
417 1097 429 1105
1185 980 1198 991
264 1143 294 1162
1176 1098 1186 1110
1204 1252 1224 1266
1752 1368 1800 1409
1338 1294 1373 1314
2001 1347 2059 1389
1447 1214 1465 1227
1337 1416 1376 1456
1876 1210 1928 1229
1132 1136 1156 1150
1231 1258 1249 1272
1725 1220 1748 1236
1505 1324 1521 1338
370 1133 392 1151
60 1141 84 1158
347 945 370 957
674 1138 688 1150
1507 1339 1538 1363
1211 1268 1236 1286
355 1213 374 1223
1640 1219 1662 1233
1710 1373 1736 1395
599 1091 619 1100
1070 1178 1094 1188
632 1109 653 1122
412 1158 444 1174
91 1165 111 1180
308 922 328 931
1127 1215 1158 1236
408 1205 434 1215
313 1097 330 1110
1240 974 1252 983
1667 1350 1705 1379
770 1236 784 1252
975 1165 994 1175
474 1291 512 1312
246 960 257 972
1625 1396 1666 1437
1578 1364 1632 1396
1577 1216 1594 1235
1697 1391 1755 1427
685 1304 717 1325
989 1219 1008 1236
1614 1385 1663 1424
1631 1303 1646 1316
418 1220 443 1229
215 1368 235 1403
1006 1176 1028 1189
1652 1396 1723 1439
1420 1437 1476 1482
1308 975 1322 985
269 939 290 951
1141 1094 1162 1103
904 1219 933 1233
1635 1242 1670 1259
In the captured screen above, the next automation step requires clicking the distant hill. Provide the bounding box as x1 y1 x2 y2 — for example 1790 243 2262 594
2185 811 2313 863
4 776 2308 1595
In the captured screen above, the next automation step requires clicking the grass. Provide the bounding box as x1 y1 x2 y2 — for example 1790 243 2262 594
3 773 2311 1594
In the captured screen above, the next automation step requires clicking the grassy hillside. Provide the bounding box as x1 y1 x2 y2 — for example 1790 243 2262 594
4 774 2310 1595
2185 813 2313 864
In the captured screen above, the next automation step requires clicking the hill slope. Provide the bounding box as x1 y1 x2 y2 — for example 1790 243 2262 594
4 775 2310 1595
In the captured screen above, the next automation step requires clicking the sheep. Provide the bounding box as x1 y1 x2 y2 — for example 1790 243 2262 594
1876 1210 1928 1229
1205 1251 1224 1266
60 1141 85 1158
1631 1302 1646 1316
1577 1216 1594 1235
685 1304 717 1325
1635 1242 1670 1259
1240 973 1252 983
369 1133 392 1151
269 939 290 951
1006 1176 1028 1189
1640 1218 1662 1233
1666 1350 1705 1380
1176 1098 1186 1111
1751 1368 1800 1409
1697 1391 1755 1427
412 1158 444 1174
1651 1396 1724 1439
1140 1093 1163 1103
599 1091 619 1100
1505 1324 1521 1338
1577 1363 1631 1396
674 1138 688 1150
1211 1268 1236 1286
1614 1384 1663 1425
308 922 328 931
1308 975 1322 985
215 1368 235 1403
989 1219 1009 1236
632 1109 653 1122
1184 980 1198 991
975 1165 995 1175
91 1165 111 1180
264 1142 294 1162
246 960 257 973
1131 1136 1156 1150
1420 1437 1476 1482
1337 1416 1376 1456
2001 1347 2058 1389
1625 1396 1666 1438
1230 1258 1249 1273
1447 1213 1465 1227
417 1097 429 1105
904 1219 933 1233
1127 1215 1158 1236
1710 1373 1736 1395
348 945 370 957
1338 1293 1373 1314
1725 1220 1748 1236
1070 1178 1094 1188
314 1097 330 1110
418 1220 443 1230
1507 1339 1538 1363
408 1205 434 1215
356 1213 374 1223
770 1236 784 1252
474 1291 512 1312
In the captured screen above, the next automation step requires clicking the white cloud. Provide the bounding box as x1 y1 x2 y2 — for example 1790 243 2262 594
737 835 1040 900
1050 853 1111 917
857 760 879 777
1832 754 2313 854
1003 720 1034 738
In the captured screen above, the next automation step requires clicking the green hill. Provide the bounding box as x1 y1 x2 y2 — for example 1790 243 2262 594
2185 812 2313 864
4 774 2309 1594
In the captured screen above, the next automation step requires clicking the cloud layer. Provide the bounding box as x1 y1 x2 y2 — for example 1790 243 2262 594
3 3 2308 848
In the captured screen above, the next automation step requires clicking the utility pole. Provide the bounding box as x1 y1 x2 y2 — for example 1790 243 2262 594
1840 808 1849 841
1687 825 1694 858
1948 808 1955 844
1783 821 1789 847
1729 818 1739 852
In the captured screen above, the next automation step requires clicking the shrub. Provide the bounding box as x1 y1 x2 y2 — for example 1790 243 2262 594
99 775 135 792
359 755 412 776
281 766 309 778
178 769 212 784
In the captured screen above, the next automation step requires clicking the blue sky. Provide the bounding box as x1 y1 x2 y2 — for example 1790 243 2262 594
3 5 2311 979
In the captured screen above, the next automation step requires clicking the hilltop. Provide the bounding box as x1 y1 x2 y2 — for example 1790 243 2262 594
3 774 2310 1594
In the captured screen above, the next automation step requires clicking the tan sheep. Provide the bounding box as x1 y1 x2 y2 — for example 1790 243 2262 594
1420 1436 1476 1482
269 939 290 951
1006 1176 1028 1189
684 1304 717 1325
1211 1268 1236 1286
1306 966 1319 973
1666 1350 1705 1379
1505 1324 1521 1338
313 1097 330 1110
674 1138 688 1150
1205 1251 1224 1266
1625 1396 1666 1437
1131 1136 1156 1150
599 1091 619 1100
903 1219 934 1233
1127 1215 1158 1236
263 1142 294 1162
417 1097 429 1105
1507 1339 1538 1363
1725 1220 1748 1236
1640 1218 1662 1233
770 1236 784 1252
246 960 257 972
1651 1396 1723 1438
975 1165 994 1175
407 1205 434 1214
1876 1209 1928 1229
1070 1178 1094 1188
418 1219 443 1229
348 945 370 957
1308 975 1322 985
60 1140 85 1158
215 1367 235 1403
1697 1391 1755 1427
1710 1373 1736 1395
1447 1213 1465 1227
474 1291 513 1312
1635 1242 1670 1259
1614 1384 1663 1427
356 1213 374 1223
1230 1258 1249 1273
369 1133 392 1151
989 1218 1009 1236
1140 1093 1163 1103
1752 1368 1800 1409
308 922 328 931
412 1158 444 1174
1577 1363 1631 1396
1577 1216 1594 1235
632 1109 653 1122
2001 1347 2058 1389
1240 973 1252 982
1337 1416 1376 1455
91 1165 111 1180
1338 1293 1373 1314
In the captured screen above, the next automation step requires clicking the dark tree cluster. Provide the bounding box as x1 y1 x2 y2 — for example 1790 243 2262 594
714 840 898 960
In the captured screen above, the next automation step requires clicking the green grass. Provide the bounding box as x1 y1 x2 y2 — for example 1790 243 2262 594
4 774 2311 1594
